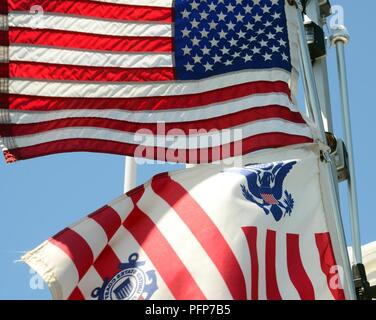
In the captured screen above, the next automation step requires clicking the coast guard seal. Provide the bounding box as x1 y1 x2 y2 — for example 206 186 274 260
91 253 158 300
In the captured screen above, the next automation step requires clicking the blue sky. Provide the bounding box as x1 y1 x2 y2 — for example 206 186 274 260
0 1 374 299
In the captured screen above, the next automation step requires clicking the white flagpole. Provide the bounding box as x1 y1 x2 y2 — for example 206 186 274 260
294 0 356 299
124 157 137 193
330 26 362 265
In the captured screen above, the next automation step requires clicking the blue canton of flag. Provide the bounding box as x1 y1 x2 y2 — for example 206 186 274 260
174 0 291 80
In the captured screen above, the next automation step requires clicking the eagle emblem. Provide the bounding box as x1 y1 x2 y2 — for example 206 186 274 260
227 161 297 222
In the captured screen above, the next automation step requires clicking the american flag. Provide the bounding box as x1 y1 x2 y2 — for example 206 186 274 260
22 146 347 300
0 0 314 163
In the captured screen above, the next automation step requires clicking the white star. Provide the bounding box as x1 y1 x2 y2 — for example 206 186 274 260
262 5 271 13
224 59 232 66
249 35 257 42
204 62 213 71
272 12 281 19
244 5 252 13
263 52 272 61
213 54 222 63
238 30 246 38
253 0 261 5
260 39 268 47
208 20 218 29
264 20 273 28
245 22 254 30
278 38 287 46
208 3 216 11
184 62 194 71
256 28 264 35
229 38 237 46
251 46 261 54
220 46 230 55
193 54 202 64
243 54 252 62
235 0 243 4
241 44 248 50
233 51 241 58
271 45 279 52
218 12 226 21
200 28 209 38
275 25 284 33
191 18 200 29
281 52 289 61
190 1 199 10
227 21 236 30
192 36 200 46
218 29 227 39
209 38 219 47
202 45 210 55
271 0 280 5
181 27 190 37
235 12 244 22
182 45 191 55
182 9 190 19
254 14 262 22
267 32 276 40
226 3 235 12
218 0 225 3
200 11 209 20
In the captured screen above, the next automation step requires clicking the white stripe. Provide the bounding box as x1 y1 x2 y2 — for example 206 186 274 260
257 228 267 300
300 233 334 300
137 186 232 299
77 267 105 300
3 119 312 149
109 196 134 222
88 0 172 7
8 13 172 37
275 233 300 299
9 46 172 68
110 226 175 300
9 69 292 98
70 218 108 260
7 93 297 124
22 241 80 300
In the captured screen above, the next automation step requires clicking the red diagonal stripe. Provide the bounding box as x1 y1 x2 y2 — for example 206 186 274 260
124 189 206 300
152 175 247 300
315 233 345 300
8 0 173 23
94 245 122 280
49 228 94 280
9 28 173 53
89 206 122 241
286 233 315 300
67 287 85 300
265 229 282 300
242 227 259 300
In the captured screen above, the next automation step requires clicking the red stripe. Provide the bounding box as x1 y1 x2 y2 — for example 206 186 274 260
9 28 173 53
3 133 313 163
124 191 206 300
67 287 85 300
89 206 121 241
315 233 345 300
49 228 94 280
9 0 172 23
5 81 291 111
152 175 247 300
286 233 315 300
0 106 306 137
265 230 282 300
94 245 122 280
242 227 259 300
9 62 174 82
